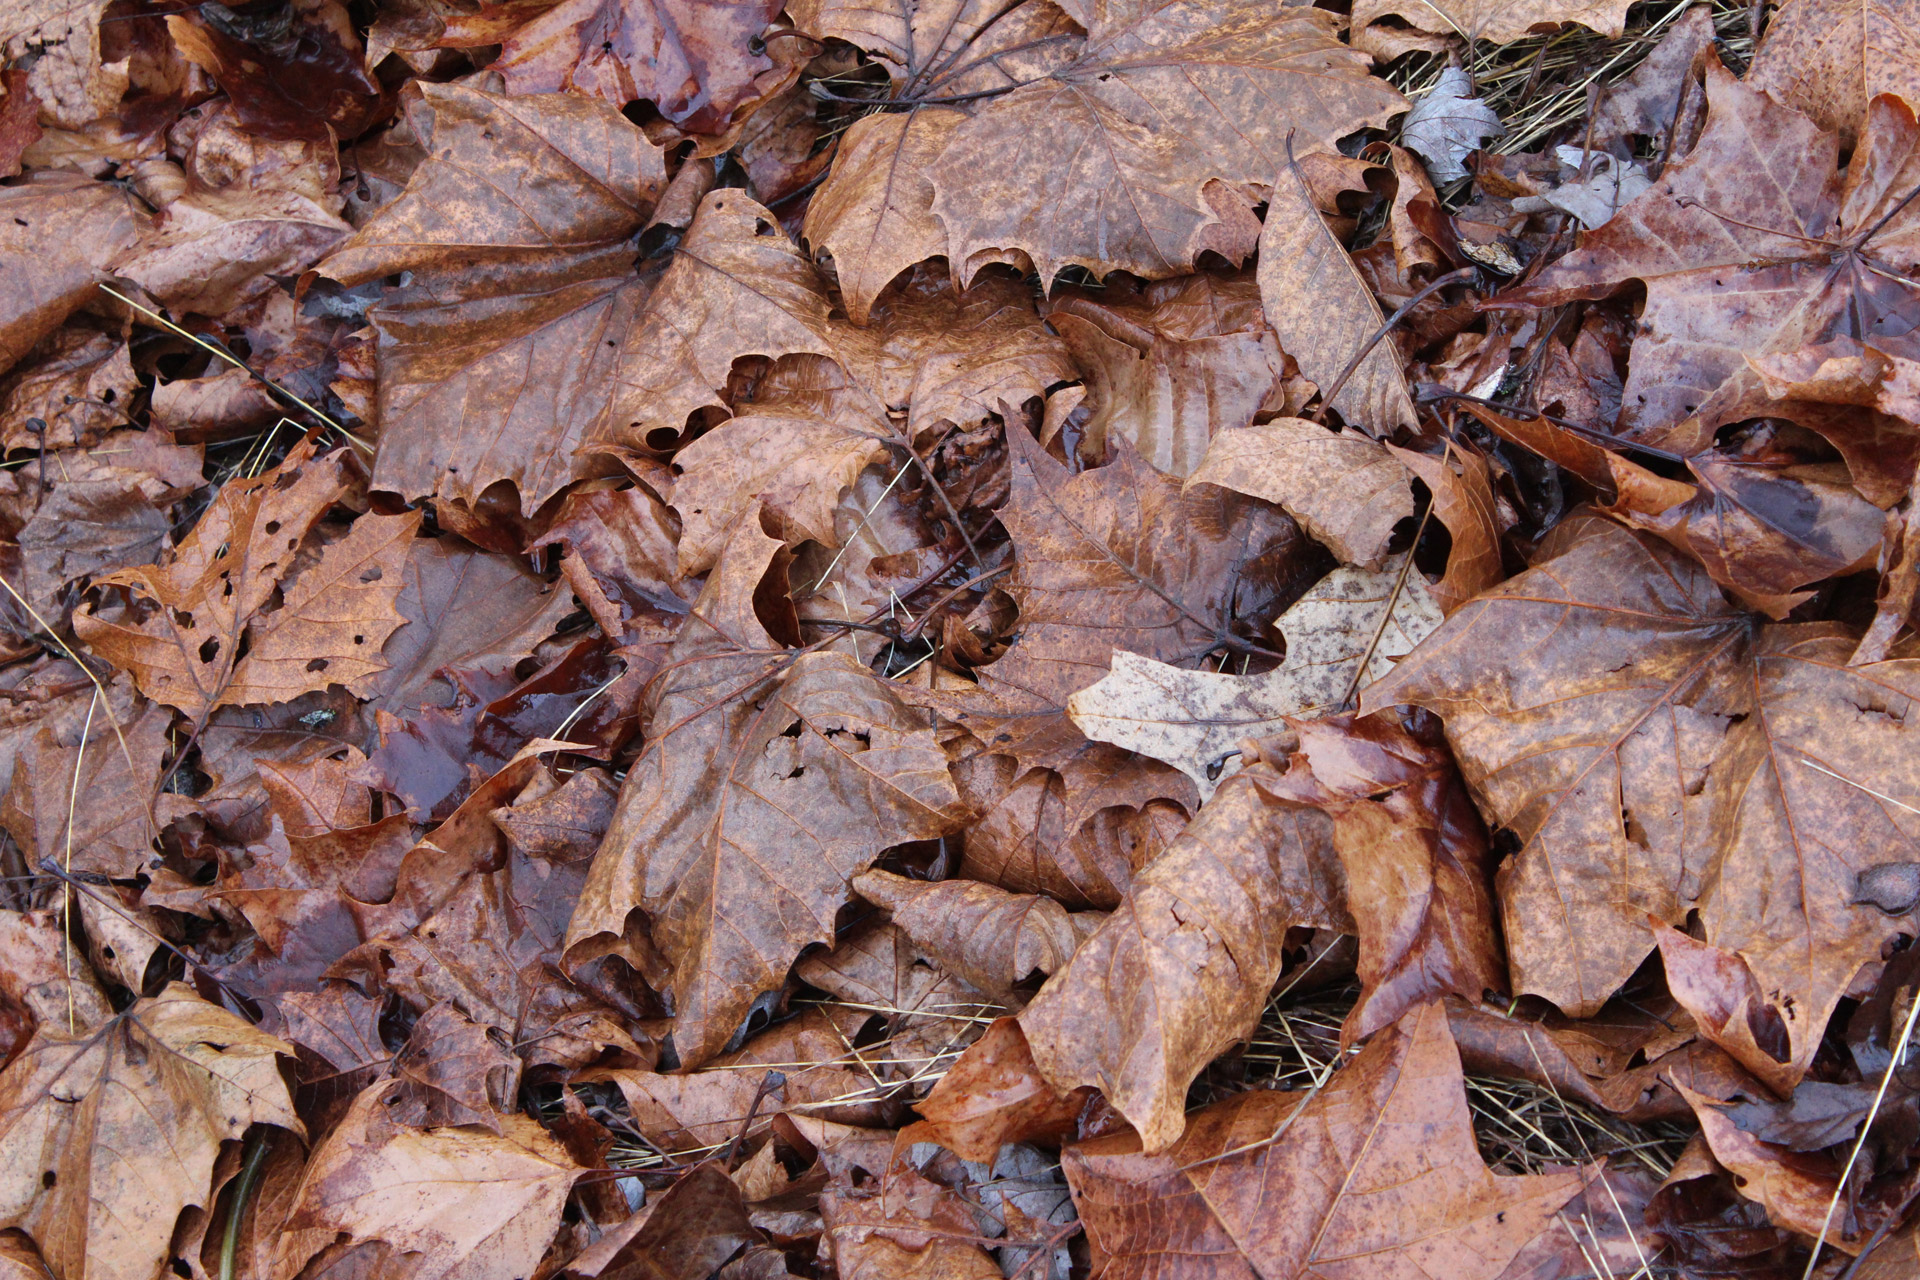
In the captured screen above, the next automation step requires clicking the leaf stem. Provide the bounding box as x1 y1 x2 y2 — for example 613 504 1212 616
220 1129 273 1280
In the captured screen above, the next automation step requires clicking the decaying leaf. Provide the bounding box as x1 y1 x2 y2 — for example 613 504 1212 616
1400 67 1505 185
1747 0 1920 147
1063 1002 1586 1277
1366 517 1920 1085
1066 555 1441 798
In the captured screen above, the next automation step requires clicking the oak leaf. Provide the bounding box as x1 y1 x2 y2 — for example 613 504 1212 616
982 428 1315 714
1062 1002 1585 1279
270 1081 581 1280
0 984 302 1280
317 83 670 513
1509 70 1920 453
1364 517 1920 1085
565 521 967 1068
1066 556 1442 798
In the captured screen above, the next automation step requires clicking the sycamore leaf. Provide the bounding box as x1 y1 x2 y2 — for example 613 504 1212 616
0 985 302 1280
1066 556 1442 798
1509 69 1920 454
1062 1003 1585 1279
1187 419 1415 570
1747 0 1920 147
565 522 967 1068
317 83 670 513
271 1082 581 1280
982 428 1315 714
1364 517 1920 1086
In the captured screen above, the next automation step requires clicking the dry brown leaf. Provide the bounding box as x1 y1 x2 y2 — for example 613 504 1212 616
1017 762 1349 1149
1352 0 1633 43
911 1016 1090 1162
1 693 172 879
1065 556 1442 798
1063 1002 1586 1278
0 908 113 1049
271 1081 581 1280
0 172 145 374
1508 69 1920 455
1388 442 1505 613
565 521 966 1068
317 83 670 513
851 869 1102 999
0 984 302 1280
820 1165 1000 1280
1364 516 1920 1085
1044 272 1289 478
982 428 1315 714
389 1001 520 1131
1589 2 1715 148
1258 159 1417 436
1189 419 1414 569
1748 0 1920 148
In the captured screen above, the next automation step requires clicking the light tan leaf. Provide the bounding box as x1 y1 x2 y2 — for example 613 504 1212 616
271 1082 580 1280
0 984 301 1280
1188 419 1415 569
1352 0 1633 44
1066 556 1442 798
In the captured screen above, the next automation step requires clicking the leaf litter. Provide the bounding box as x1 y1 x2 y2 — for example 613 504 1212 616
2 1 1920 1278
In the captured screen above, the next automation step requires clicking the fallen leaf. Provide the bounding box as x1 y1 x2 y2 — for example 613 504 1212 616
1062 1002 1586 1277
1401 67 1505 185
851 869 1102 999
271 1081 581 1280
1353 0 1634 43
911 1017 1090 1162
389 1001 520 1131
821 1164 1000 1280
0 172 146 375
1747 0 1920 148
0 984 302 1280
1364 517 1920 1085
1258 156 1418 436
1066 556 1443 798
1388 442 1504 612
566 521 967 1068
1044 272 1289 478
1188 419 1415 570
1508 69 1920 452
1589 3 1716 148
1 692 171 879
981 428 1316 714
317 83 670 513
1018 761 1349 1149
1511 147 1653 229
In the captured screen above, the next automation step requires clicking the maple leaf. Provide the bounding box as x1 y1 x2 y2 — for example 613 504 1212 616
0 984 302 1280
1508 69 1920 455
667 265 1070 575
794 0 1405 307
317 83 670 513
1352 0 1633 44
565 521 966 1067
1 693 174 879
982 428 1316 714
1364 517 1920 1085
1747 0 1920 147
1066 555 1443 798
271 1081 581 1280
76 445 417 717
1062 1002 1586 1280
1044 272 1291 479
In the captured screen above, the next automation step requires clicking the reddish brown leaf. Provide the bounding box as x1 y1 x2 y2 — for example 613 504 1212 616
912 1017 1091 1162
